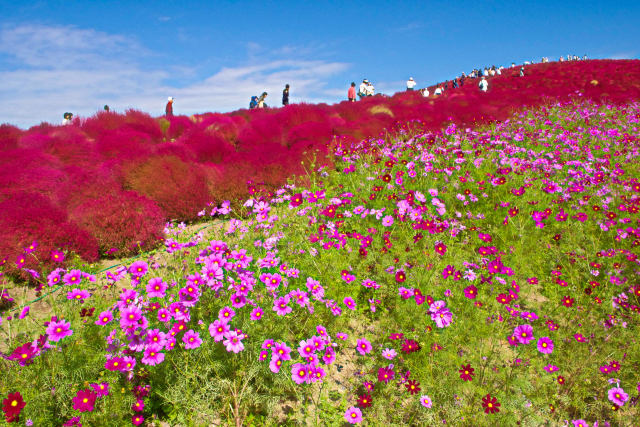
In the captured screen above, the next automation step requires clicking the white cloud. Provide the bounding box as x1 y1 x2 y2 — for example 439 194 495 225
0 24 350 128
606 52 637 60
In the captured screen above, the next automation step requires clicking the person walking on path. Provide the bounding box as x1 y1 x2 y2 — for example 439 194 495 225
165 97 174 117
406 77 416 91
348 82 356 102
519 67 525 77
282 84 290 106
478 76 488 92
62 112 73 125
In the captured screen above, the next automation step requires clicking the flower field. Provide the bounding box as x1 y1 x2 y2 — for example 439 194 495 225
1 60 640 426
1 60 640 277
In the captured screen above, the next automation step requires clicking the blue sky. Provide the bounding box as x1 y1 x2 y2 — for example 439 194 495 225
1 0 639 128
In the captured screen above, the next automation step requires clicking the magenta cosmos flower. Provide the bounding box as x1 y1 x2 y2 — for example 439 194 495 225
146 277 167 298
119 306 143 328
63 270 82 286
343 297 356 310
291 363 311 385
250 307 264 321
72 389 97 412
182 330 202 349
46 319 73 342
209 319 230 342
381 215 394 227
537 337 554 354
128 260 148 278
344 406 363 424
607 387 628 406
67 288 90 302
141 344 165 366
95 310 113 326
356 338 372 356
513 324 534 345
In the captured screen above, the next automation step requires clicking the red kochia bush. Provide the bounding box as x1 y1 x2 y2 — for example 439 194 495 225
177 128 236 163
0 192 99 276
0 124 22 150
68 191 165 257
123 155 211 220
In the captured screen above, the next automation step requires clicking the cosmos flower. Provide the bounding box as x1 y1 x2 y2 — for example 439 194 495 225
344 406 363 424
72 389 97 412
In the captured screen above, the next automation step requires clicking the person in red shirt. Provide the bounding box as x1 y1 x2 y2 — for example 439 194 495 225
165 97 174 116
348 82 356 102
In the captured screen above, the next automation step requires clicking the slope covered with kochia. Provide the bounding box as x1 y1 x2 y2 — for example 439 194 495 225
1 59 639 273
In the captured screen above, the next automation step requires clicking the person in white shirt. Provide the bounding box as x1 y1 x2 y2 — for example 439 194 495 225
422 88 430 97
406 77 417 91
62 112 73 125
434 86 442 96
359 79 368 99
478 77 488 92
365 81 375 96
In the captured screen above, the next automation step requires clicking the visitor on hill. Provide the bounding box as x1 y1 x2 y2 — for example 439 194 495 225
478 76 488 92
62 112 73 125
258 92 268 108
282 84 290 106
406 77 416 91
434 86 442 96
249 96 258 109
348 82 356 102
583 54 587 60
460 76 465 86
452 78 458 89
483 68 489 77
358 79 368 100
104 105 110 112
421 87 430 97
165 97 174 117
559 56 565 62
365 80 375 97
520 67 525 77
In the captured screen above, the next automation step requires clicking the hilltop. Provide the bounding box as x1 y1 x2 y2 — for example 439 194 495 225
1 59 639 273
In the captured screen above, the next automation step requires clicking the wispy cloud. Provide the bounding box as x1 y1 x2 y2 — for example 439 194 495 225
606 52 637 60
0 24 350 128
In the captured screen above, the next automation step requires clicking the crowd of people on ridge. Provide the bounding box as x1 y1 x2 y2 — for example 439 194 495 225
61 54 591 122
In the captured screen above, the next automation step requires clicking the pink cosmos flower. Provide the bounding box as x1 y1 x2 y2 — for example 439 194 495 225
420 395 433 408
382 348 397 360
344 406 363 424
223 331 245 353
291 363 311 384
141 344 165 366
128 260 148 278
250 307 264 321
146 277 167 298
513 324 534 345
50 250 65 263
269 357 284 373
431 308 453 328
132 415 144 426
273 296 292 316
63 270 82 286
607 387 628 407
343 297 356 310
120 306 143 328
543 364 558 373
67 288 90 302
381 215 394 227
95 310 113 325
356 338 372 356
90 382 110 397
536 337 554 354
46 319 73 342
183 329 202 349
72 389 97 412
209 319 230 342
